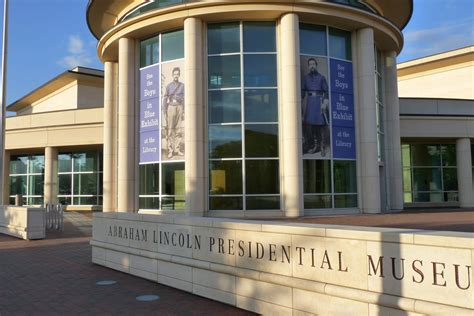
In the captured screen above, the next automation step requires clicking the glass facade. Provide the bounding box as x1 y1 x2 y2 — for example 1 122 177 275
9 155 45 205
139 29 185 210
208 22 280 211
300 24 358 210
375 48 385 162
58 151 103 206
402 144 458 203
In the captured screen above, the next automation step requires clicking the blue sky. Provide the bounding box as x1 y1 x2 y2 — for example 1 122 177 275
1 0 473 110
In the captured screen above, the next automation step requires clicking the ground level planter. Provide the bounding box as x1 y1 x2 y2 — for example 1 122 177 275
0 206 45 240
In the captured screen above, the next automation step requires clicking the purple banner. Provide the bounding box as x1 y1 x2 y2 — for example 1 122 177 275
330 59 353 94
332 126 356 160
139 130 160 164
140 98 160 133
140 64 160 101
331 92 354 128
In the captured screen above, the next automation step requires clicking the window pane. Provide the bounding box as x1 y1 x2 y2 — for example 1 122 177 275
334 194 357 208
244 89 278 123
162 197 185 210
401 144 411 167
162 29 184 61
300 24 327 56
28 197 44 206
412 168 442 192
59 154 72 173
9 176 27 195
28 175 44 196
244 55 277 87
139 164 160 195
303 160 331 193
245 124 278 158
140 36 159 67
29 156 44 174
10 156 27 174
139 197 160 209
209 161 242 194
333 160 357 193
445 192 458 202
442 168 458 191
329 27 352 60
208 22 240 54
413 192 443 203
162 162 185 196
209 196 243 211
243 22 276 52
209 125 242 158
246 196 280 210
246 160 279 194
441 144 456 166
73 174 98 195
59 197 71 205
73 197 98 205
208 90 241 124
208 55 241 89
59 174 72 195
403 168 412 192
411 145 440 166
304 195 332 209
73 152 97 172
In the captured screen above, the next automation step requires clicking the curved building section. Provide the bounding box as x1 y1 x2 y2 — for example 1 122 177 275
89 0 412 216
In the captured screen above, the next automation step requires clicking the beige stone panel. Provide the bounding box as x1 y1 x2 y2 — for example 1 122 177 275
325 226 417 244
103 219 132 247
30 82 78 114
92 247 106 262
261 223 326 237
413 300 473 316
292 235 368 290
193 284 236 306
173 216 212 227
105 249 130 270
157 260 192 282
158 275 193 292
155 223 194 257
236 295 293 316
210 262 261 281
29 111 75 128
74 108 104 124
413 231 474 249
128 221 157 252
130 267 157 282
192 268 235 293
5 130 48 149
5 115 31 130
92 257 106 266
212 219 262 232
400 117 473 138
235 230 292 276
129 254 158 275
193 226 236 266
236 277 293 308
92 217 107 243
369 304 425 316
292 310 315 316
46 125 104 146
293 288 369 316
367 242 473 309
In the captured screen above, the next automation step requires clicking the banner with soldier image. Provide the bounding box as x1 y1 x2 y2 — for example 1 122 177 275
300 56 331 159
161 60 185 161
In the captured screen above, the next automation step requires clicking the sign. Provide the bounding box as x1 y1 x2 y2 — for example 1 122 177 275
139 130 160 164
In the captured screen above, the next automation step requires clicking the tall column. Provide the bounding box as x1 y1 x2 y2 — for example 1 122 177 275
356 28 380 213
44 146 58 205
184 17 205 216
456 138 474 208
117 38 136 213
384 51 404 211
103 61 118 212
2 150 9 205
280 13 304 217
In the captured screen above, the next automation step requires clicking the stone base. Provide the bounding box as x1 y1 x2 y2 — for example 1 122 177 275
0 206 46 240
91 213 473 315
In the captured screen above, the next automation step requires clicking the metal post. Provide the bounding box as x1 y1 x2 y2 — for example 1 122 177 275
0 0 9 206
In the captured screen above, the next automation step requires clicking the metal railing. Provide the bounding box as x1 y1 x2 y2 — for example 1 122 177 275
45 203 64 231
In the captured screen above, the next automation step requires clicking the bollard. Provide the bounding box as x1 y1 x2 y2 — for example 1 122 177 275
14 194 23 206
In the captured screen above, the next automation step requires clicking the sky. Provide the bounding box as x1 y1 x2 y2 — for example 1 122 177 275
0 0 473 110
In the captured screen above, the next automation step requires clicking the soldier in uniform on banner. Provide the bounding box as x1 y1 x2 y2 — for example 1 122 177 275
301 57 330 157
162 66 185 159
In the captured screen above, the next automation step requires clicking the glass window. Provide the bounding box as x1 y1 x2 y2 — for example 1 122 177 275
209 196 243 211
303 160 331 194
208 55 241 89
209 125 242 158
442 168 458 191
9 176 26 195
59 174 72 195
334 160 357 193
244 89 278 123
73 174 98 196
73 152 97 172
412 168 442 192
139 197 160 210
162 197 185 211
329 28 352 60
59 154 72 173
208 90 241 124
209 161 243 195
441 145 456 166
334 194 358 208
208 23 240 54
29 156 44 174
140 36 159 67
9 157 27 174
411 145 440 166
245 160 279 194
9 155 44 206
139 164 160 195
304 195 332 209
246 196 280 210
244 55 277 87
162 162 185 196
243 22 276 52
300 24 327 56
162 29 184 61
245 125 278 158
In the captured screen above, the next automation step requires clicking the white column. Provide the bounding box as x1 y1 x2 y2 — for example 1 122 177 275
280 13 304 217
117 38 136 213
103 61 118 212
184 17 205 216
44 146 58 205
456 138 474 208
356 28 381 213
384 51 404 211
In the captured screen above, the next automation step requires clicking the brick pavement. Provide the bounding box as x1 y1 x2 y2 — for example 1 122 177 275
0 212 254 316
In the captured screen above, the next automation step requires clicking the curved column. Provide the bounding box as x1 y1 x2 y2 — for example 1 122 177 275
44 146 58 205
103 61 118 212
456 138 474 208
117 38 137 213
184 17 205 216
384 51 403 211
280 13 304 217
356 28 381 213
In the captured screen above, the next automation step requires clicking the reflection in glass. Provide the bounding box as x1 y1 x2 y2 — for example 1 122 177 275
59 154 72 173
441 144 456 166
334 194 357 208
162 162 185 196
139 197 160 210
140 36 159 67
59 174 72 195
29 156 45 174
411 144 440 166
209 196 243 211
442 168 458 191
300 24 327 56
208 90 241 124
162 29 184 61
246 160 279 194
412 168 442 192
208 23 240 54
333 160 357 193
139 164 159 195
209 161 242 194
73 174 98 195
244 55 277 87
28 175 44 196
73 152 97 172
303 160 331 193
244 89 278 123
329 27 352 60
304 195 332 209
209 125 242 158
73 197 97 205
243 22 276 52
245 125 278 158
162 197 185 210
9 176 26 195
208 55 241 89
10 156 27 174
246 196 280 210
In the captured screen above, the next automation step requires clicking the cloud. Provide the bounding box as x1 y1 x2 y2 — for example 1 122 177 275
58 35 93 69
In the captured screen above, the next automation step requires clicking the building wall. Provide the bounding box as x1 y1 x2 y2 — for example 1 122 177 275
17 83 79 115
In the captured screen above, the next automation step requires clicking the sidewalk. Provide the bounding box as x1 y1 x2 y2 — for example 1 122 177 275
0 212 254 316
